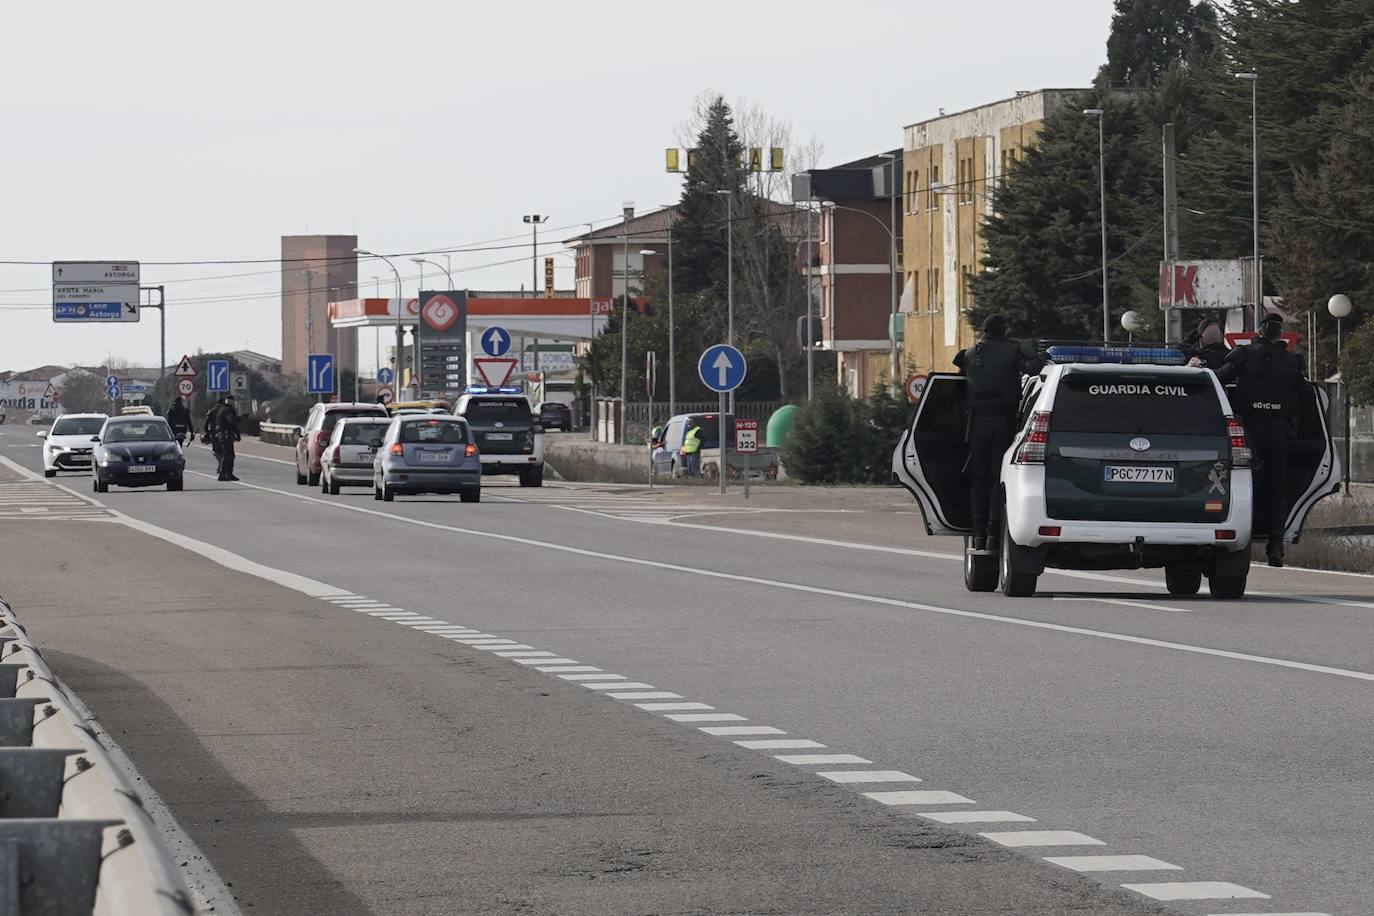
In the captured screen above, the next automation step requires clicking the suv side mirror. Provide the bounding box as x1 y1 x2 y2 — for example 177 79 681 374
90 436 100 443
35 430 46 439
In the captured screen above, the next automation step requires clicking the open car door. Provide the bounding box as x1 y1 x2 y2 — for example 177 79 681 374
892 373 972 536
1281 381 1341 544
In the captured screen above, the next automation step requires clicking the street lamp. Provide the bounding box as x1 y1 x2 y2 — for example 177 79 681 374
523 215 550 372
641 239 675 417
355 248 403 397
411 257 454 289
619 203 635 445
1329 293 1353 494
1237 72 1261 329
715 189 735 412
879 152 900 391
1083 108 1110 343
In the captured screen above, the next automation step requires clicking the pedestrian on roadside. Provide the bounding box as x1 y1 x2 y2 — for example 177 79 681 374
649 416 664 448
681 419 703 478
1216 311 1305 567
213 395 242 482
165 396 194 446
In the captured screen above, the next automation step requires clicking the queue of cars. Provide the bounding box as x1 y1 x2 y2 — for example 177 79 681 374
298 386 546 501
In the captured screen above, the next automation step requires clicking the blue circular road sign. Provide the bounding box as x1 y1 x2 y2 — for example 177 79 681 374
481 326 512 357
377 367 394 385
698 344 747 393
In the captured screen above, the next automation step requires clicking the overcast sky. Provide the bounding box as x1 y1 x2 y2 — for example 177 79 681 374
0 0 1113 374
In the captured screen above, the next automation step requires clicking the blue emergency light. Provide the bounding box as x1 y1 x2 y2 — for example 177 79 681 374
464 386 523 395
1046 345 1187 366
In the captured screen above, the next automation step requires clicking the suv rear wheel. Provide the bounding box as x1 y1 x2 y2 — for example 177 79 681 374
1208 548 1249 599
1165 564 1202 596
999 518 1038 598
519 466 543 488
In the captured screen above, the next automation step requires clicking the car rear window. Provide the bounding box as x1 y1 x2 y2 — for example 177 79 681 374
323 408 386 432
340 422 390 444
52 417 104 436
400 419 469 444
1051 375 1224 436
464 399 531 423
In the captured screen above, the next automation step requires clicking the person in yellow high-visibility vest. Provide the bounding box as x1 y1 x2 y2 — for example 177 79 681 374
680 420 703 478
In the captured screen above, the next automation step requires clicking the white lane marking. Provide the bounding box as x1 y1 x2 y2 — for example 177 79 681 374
919 810 1036 824
1045 855 1182 872
1054 597 1194 614
775 753 872 765
408 624 458 630
865 790 974 806
637 702 713 711
516 657 578 665
733 739 825 750
1207 913 1329 915
492 650 556 658
560 673 625 681
606 691 682 700
452 638 517 644
479 644 536 652
395 617 439 623
583 682 655 690
183 469 1374 687
698 726 785 736
981 831 1106 848
371 613 423 620
666 713 746 722
817 770 922 784
538 665 602 673
1122 882 1269 901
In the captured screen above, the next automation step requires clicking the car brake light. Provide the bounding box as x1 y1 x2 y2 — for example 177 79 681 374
329 446 340 463
1215 529 1236 540
1014 411 1051 464
390 443 404 456
1225 416 1251 468
1038 526 1061 537
464 444 478 457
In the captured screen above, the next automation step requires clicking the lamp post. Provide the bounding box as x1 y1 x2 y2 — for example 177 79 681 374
641 237 675 417
1329 293 1353 494
412 257 454 289
523 215 549 371
715 189 735 413
879 152 900 391
354 248 403 394
619 203 634 445
804 200 815 402
1237 72 1261 328
1083 108 1110 343
371 275 380 393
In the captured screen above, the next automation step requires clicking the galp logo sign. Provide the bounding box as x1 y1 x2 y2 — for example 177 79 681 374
422 295 460 333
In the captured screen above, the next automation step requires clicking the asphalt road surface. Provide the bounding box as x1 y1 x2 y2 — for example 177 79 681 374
0 422 1368 915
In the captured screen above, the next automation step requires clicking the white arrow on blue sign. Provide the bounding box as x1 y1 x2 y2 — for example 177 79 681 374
307 354 335 394
481 326 511 357
377 367 394 385
206 360 230 392
697 344 747 393
105 375 122 400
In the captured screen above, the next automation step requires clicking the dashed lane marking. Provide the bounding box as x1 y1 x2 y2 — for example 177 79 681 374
774 753 872 765
666 713 746 722
1045 855 1182 872
698 726 786 737
1121 881 1269 901
560 673 626 682
919 811 1036 824
584 682 655 690
980 831 1106 848
865 790 975 806
817 770 922 784
636 702 713 711
733 739 825 750
606 691 682 700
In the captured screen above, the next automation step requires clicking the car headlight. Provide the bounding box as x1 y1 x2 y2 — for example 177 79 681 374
157 447 181 460
99 454 123 466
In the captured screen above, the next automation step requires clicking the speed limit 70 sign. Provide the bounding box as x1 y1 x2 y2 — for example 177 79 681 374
735 418 760 453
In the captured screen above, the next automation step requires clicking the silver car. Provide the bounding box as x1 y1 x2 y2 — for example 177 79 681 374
321 417 394 495
374 416 481 502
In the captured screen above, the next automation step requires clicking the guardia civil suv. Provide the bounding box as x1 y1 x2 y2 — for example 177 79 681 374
894 345 1339 600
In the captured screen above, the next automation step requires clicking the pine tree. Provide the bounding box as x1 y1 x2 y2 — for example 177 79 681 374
1096 0 1218 89
673 97 748 298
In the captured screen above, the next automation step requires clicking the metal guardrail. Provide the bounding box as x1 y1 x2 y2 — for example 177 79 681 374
258 422 302 447
0 598 194 916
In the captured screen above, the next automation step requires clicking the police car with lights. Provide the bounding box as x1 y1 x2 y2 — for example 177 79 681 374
452 386 545 487
894 344 1339 599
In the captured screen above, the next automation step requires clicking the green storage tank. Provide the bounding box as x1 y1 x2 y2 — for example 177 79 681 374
766 404 799 448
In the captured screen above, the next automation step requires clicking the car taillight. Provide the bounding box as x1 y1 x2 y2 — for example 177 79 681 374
390 443 404 456
315 430 329 448
464 444 478 457
329 447 340 463
1013 411 1051 464
1226 416 1251 468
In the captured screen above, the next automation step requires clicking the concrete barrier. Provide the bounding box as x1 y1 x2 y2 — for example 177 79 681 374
259 422 302 447
0 599 194 915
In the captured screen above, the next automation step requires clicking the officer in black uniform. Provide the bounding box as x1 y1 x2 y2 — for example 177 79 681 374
213 395 242 482
1184 316 1229 372
954 314 1041 550
165 396 194 445
1216 312 1305 567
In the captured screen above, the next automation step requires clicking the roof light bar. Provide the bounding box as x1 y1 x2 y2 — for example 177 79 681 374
1046 345 1187 366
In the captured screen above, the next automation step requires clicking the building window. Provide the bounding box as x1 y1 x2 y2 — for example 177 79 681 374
929 267 941 313
928 164 941 210
910 270 919 313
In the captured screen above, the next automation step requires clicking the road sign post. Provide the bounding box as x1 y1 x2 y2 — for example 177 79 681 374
697 344 747 496
105 375 122 403
52 262 141 323
176 378 195 398
735 418 759 500
206 360 230 393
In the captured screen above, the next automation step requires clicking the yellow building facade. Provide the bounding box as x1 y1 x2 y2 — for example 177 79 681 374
900 90 1082 375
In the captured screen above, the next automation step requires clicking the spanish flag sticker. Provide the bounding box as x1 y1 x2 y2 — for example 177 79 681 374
1205 500 1224 512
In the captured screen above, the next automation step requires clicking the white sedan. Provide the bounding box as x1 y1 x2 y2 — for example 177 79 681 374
38 413 108 477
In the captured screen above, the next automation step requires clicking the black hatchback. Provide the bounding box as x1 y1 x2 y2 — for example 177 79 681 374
93 417 185 492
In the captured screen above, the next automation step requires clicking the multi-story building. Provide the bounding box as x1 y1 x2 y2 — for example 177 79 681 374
795 152 903 397
280 235 359 378
566 207 675 301
901 90 1083 374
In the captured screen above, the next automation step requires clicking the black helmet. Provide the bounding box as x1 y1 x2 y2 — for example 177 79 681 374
1259 311 1283 340
981 314 1007 337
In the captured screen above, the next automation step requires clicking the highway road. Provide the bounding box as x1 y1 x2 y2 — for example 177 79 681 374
0 421 1370 915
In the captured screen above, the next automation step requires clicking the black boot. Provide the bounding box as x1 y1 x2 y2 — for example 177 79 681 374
1266 535 1284 568
972 533 988 552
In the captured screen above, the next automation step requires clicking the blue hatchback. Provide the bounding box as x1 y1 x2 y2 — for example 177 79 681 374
374 416 481 502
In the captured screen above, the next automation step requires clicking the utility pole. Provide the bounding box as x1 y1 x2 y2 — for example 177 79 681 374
881 153 899 391
1236 72 1261 327
805 200 814 402
524 214 549 371
1162 124 1182 345
715 189 735 413
1084 108 1109 343
299 269 316 391
620 203 634 445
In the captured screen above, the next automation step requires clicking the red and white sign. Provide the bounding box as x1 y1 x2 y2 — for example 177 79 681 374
405 297 420 316
421 294 460 333
473 357 518 387
1158 260 1246 309
377 386 394 404
735 418 760 453
591 298 615 316
906 374 928 404
1225 331 1302 350
174 355 196 378
176 378 195 397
